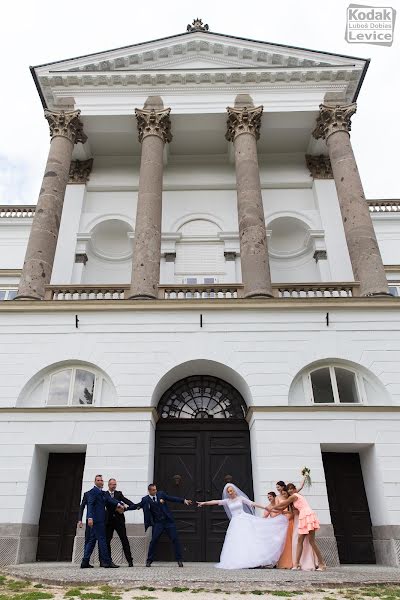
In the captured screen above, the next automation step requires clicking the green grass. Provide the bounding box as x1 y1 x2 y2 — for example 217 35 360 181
65 590 82 598
137 588 156 593
6 583 31 592
170 588 190 593
0 593 53 600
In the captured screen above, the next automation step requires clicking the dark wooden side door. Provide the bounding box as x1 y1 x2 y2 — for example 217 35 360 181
37 453 86 561
322 452 375 564
154 421 253 562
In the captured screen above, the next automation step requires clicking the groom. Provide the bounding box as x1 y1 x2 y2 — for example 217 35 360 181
136 483 192 567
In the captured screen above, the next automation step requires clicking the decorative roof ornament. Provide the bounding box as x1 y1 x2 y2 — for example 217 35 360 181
187 18 209 32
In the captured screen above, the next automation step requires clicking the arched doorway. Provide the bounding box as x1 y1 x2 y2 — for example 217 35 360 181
154 375 253 562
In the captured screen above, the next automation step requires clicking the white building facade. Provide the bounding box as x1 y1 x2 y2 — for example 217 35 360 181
1 20 400 567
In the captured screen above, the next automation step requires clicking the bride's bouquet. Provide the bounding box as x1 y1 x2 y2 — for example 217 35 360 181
301 466 312 488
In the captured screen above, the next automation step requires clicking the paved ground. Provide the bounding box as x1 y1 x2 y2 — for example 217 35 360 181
4 562 400 591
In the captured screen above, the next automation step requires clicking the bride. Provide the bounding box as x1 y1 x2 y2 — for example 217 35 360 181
197 483 288 569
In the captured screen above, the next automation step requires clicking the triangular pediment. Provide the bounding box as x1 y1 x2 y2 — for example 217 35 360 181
35 30 366 74
33 29 369 108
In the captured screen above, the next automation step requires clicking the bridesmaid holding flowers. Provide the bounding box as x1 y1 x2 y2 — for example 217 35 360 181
277 481 326 571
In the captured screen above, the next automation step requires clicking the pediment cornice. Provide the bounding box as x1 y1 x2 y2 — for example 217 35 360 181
32 30 369 109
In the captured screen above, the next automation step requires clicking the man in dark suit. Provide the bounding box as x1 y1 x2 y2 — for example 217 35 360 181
78 489 96 553
136 483 192 567
105 478 137 567
81 474 124 569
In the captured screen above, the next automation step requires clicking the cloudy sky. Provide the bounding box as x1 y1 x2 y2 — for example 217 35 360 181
0 0 399 204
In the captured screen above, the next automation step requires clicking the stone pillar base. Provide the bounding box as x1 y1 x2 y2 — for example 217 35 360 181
316 525 340 566
0 524 38 565
72 525 149 565
373 526 400 566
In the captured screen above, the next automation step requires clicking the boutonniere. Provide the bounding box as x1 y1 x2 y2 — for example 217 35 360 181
159 499 165 504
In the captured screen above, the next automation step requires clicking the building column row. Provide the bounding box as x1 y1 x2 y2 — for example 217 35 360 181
312 103 389 297
16 110 87 300
16 101 389 300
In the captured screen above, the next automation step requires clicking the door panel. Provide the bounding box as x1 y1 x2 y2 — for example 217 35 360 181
322 452 375 564
37 453 85 561
155 430 203 561
155 422 253 561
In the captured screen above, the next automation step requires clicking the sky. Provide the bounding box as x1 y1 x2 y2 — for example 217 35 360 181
0 0 399 204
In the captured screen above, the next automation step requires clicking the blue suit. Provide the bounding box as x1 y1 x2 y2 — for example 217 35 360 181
136 491 185 562
82 486 120 566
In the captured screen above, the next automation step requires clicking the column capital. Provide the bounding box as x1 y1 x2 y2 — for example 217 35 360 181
68 159 94 184
305 154 333 179
225 105 263 142
135 107 172 143
44 109 87 144
312 102 357 141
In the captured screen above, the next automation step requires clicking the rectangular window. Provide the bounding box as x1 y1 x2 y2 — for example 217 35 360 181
310 368 335 403
0 289 17 300
335 367 359 403
71 369 95 405
48 370 72 405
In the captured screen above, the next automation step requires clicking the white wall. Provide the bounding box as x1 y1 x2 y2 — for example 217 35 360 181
0 411 154 527
0 306 399 410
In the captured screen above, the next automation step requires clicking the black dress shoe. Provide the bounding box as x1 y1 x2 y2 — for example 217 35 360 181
128 562 133 567
103 562 119 568
80 563 93 569
178 561 183 567
146 560 152 567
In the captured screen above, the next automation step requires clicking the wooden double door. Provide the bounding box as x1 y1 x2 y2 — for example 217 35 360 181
322 452 375 564
154 420 253 562
37 453 86 561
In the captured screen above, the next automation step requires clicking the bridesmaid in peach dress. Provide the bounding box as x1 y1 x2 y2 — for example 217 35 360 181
278 482 326 571
276 489 294 569
263 492 277 518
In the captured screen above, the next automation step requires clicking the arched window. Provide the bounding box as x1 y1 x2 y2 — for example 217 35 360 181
289 361 390 406
157 375 247 419
18 363 116 407
47 367 97 406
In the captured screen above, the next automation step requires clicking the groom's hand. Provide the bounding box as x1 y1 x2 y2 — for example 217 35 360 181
184 499 192 505
88 518 93 527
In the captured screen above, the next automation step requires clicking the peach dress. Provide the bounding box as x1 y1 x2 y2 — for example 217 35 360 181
292 512 317 570
292 493 320 534
277 510 294 569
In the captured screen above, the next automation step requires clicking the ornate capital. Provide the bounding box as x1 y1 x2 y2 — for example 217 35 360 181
69 159 93 184
312 103 357 141
305 154 333 179
44 109 87 144
313 250 327 262
75 252 88 265
187 18 209 32
225 105 263 142
135 107 172 143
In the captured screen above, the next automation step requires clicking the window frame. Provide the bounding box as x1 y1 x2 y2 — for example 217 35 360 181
0 288 18 300
45 367 100 407
305 364 366 405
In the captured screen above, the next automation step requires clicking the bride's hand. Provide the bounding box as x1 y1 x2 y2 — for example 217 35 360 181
197 501 204 507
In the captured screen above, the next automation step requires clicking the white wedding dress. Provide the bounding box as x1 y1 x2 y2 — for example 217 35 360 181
216 496 288 570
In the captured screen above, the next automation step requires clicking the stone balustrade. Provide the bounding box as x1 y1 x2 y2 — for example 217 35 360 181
43 282 362 301
44 285 127 301
367 199 400 212
0 205 36 218
274 282 360 298
158 284 244 299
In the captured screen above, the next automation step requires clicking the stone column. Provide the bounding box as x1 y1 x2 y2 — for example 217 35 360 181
313 103 389 297
226 96 272 298
16 110 87 300
128 97 172 299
